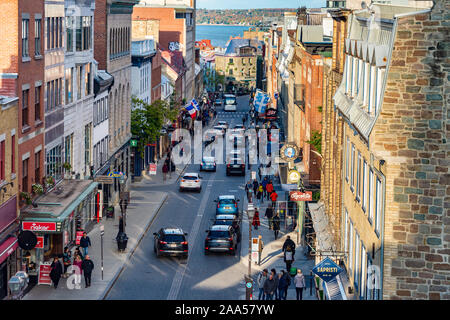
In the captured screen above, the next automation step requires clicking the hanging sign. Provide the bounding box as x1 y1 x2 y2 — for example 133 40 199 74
289 191 313 202
149 163 157 175
312 257 343 283
35 236 44 249
22 222 57 232
75 231 84 245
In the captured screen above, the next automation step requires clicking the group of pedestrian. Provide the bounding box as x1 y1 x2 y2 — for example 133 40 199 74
264 206 281 240
162 153 176 182
49 232 95 289
256 267 305 300
247 177 277 209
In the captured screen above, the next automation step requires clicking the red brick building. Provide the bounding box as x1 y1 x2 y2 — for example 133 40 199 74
0 0 45 196
151 50 162 103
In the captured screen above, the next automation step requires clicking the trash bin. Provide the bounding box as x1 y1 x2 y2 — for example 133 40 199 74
116 232 128 252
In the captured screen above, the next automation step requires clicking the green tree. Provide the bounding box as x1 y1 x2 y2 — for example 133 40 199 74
306 130 322 155
131 97 178 157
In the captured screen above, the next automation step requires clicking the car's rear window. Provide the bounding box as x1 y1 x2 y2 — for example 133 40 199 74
183 176 197 180
209 231 231 238
162 234 185 242
219 199 235 205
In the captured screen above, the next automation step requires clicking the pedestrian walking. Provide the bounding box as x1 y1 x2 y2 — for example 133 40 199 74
257 269 268 300
81 255 94 288
282 235 296 257
73 255 83 289
272 213 281 240
262 177 268 198
277 270 290 300
294 269 306 300
284 246 294 273
265 206 274 230
162 161 169 181
257 235 264 265
74 247 84 260
263 273 277 300
252 209 260 230
252 179 259 196
256 185 263 207
271 269 279 300
49 257 63 289
242 116 246 126
62 247 72 278
270 190 278 209
245 180 253 202
79 232 91 257
266 180 274 200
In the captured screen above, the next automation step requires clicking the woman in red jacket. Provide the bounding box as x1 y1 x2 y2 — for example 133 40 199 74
252 209 261 230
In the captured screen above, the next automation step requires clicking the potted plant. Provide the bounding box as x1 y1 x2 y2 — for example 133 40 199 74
20 192 32 205
63 162 72 179
31 183 44 195
45 176 55 189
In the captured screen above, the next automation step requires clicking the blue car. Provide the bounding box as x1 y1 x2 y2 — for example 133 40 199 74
214 195 239 216
200 156 216 171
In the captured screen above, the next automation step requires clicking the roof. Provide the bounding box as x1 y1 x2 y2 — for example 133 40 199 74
297 25 330 43
223 39 264 56
218 195 236 200
210 225 232 231
161 50 186 75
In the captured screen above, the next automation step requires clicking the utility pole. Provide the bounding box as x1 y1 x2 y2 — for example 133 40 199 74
245 203 255 300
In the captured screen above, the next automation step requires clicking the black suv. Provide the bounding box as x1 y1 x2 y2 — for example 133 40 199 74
214 214 241 242
204 225 238 255
153 228 188 258
226 156 245 176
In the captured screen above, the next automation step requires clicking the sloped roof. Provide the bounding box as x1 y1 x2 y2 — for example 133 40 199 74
224 39 264 56
297 25 330 43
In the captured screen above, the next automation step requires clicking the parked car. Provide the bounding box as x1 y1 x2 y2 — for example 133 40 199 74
224 104 237 112
179 173 202 192
223 94 237 111
214 98 222 106
204 225 238 255
214 195 239 216
214 214 241 242
153 228 188 258
200 156 216 172
217 121 229 130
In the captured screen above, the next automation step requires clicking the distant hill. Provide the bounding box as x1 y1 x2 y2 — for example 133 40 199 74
196 8 297 26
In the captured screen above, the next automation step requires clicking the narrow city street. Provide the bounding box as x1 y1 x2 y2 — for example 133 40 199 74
105 96 251 300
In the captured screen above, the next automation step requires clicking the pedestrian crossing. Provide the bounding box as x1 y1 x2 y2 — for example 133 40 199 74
217 112 248 118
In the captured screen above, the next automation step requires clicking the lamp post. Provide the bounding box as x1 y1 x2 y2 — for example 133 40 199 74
245 202 255 300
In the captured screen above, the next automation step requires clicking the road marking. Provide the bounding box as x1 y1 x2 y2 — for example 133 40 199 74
166 171 217 300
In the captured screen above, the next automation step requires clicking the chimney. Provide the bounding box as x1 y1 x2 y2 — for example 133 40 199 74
297 6 307 26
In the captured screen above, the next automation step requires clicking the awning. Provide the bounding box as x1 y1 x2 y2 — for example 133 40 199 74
308 201 336 252
0 237 18 265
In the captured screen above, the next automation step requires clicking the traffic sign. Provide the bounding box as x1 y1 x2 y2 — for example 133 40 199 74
312 257 343 283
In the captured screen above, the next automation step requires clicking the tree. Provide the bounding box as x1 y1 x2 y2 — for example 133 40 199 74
131 97 178 157
306 130 322 155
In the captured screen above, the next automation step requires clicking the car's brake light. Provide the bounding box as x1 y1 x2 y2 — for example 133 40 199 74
181 241 188 245
195 180 199 183
217 204 220 208
229 247 234 250
181 179 185 182
235 203 237 208
228 238 233 242
159 240 167 244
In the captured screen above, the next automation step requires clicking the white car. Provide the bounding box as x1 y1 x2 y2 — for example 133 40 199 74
217 121 229 129
224 104 237 112
179 173 202 192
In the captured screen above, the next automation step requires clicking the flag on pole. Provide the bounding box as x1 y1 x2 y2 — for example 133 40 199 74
254 89 270 114
185 103 197 119
191 99 200 111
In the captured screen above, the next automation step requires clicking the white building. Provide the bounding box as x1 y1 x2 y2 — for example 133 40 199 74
131 39 156 104
63 0 96 179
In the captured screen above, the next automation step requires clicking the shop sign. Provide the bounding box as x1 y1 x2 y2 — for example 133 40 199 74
108 171 124 178
38 262 52 286
35 236 44 249
149 164 157 175
289 191 313 202
288 170 301 183
280 143 300 162
75 231 84 245
265 108 277 118
22 222 57 232
94 176 114 184
312 257 342 283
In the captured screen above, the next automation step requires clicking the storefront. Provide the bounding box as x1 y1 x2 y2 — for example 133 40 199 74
0 196 20 299
19 180 98 281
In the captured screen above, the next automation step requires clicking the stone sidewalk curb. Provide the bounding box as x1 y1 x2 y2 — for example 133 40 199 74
99 193 168 300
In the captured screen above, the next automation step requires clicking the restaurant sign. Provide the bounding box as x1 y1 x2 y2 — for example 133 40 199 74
289 191 313 202
22 222 57 232
312 257 342 283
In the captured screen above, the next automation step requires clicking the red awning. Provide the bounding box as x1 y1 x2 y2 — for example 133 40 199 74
0 237 18 265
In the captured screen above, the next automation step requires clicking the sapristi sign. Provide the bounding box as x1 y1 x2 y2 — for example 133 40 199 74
312 257 343 282
22 222 57 232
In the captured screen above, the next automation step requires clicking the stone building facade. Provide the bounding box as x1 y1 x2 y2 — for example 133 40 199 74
330 1 448 300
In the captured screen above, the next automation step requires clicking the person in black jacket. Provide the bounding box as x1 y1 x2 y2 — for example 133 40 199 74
80 232 91 257
272 213 281 240
265 206 274 230
282 236 296 257
50 257 63 289
81 255 94 288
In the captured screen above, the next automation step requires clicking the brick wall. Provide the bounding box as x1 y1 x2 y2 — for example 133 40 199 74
372 3 450 299
94 0 107 70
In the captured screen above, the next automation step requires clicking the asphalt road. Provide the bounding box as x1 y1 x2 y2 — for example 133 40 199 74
106 95 252 300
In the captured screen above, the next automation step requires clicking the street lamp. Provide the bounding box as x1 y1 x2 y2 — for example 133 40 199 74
244 202 255 300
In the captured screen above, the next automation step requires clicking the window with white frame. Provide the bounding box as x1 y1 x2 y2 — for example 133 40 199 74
350 144 355 191
362 159 367 212
354 232 360 291
356 152 361 202
375 177 382 236
349 221 354 274
368 169 374 224
346 137 350 182
361 244 367 299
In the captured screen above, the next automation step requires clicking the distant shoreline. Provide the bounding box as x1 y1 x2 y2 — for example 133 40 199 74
197 24 252 27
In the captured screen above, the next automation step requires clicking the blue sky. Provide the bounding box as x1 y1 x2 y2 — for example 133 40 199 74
197 0 325 9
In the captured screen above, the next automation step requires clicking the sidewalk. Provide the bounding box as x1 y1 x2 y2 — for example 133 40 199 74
22 162 192 300
239 174 317 300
